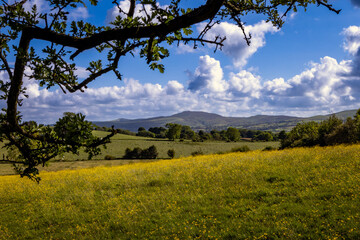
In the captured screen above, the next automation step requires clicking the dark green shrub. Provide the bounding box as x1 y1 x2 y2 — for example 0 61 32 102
253 132 273 141
191 150 204 156
123 147 142 159
104 155 116 160
167 149 175 159
141 145 158 159
262 146 276 151
231 145 251 153
123 146 158 159
136 130 155 138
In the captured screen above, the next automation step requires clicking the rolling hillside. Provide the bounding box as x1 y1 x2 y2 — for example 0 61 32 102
93 109 358 132
1 145 359 239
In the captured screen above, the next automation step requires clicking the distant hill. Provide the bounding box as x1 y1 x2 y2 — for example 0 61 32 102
93 109 358 132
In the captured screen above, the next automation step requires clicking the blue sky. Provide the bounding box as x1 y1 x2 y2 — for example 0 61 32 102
6 0 360 123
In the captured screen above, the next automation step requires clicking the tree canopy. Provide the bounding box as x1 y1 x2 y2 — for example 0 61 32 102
0 0 339 181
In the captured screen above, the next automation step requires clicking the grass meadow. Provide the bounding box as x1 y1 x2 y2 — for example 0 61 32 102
0 131 279 175
0 144 359 239
74 131 280 160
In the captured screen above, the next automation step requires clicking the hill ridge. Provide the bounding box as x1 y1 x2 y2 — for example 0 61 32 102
93 109 357 132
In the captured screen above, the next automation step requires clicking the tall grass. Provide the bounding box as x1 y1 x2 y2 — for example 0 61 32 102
0 145 359 239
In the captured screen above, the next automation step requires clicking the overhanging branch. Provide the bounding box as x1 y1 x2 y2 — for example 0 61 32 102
26 0 225 58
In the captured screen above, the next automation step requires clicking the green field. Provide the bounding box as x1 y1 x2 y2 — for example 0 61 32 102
0 132 279 176
0 131 279 161
0 144 359 239
62 131 279 160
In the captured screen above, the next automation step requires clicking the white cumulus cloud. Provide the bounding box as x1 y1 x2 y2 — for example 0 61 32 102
229 71 261 98
198 21 279 68
188 55 228 93
342 26 360 55
263 78 292 94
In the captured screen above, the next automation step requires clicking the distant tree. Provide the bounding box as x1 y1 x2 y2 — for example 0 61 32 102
226 127 240 142
148 126 167 138
354 109 360 140
278 130 287 141
240 129 259 139
124 147 142 159
198 130 212 141
280 109 360 148
318 115 343 146
167 149 175 159
137 129 156 138
149 127 166 135
210 130 222 141
220 130 229 141
123 145 158 159
141 145 158 159
138 127 146 132
254 132 273 141
165 123 182 141
180 126 196 140
280 121 319 149
325 117 358 145
191 133 201 142
116 128 136 136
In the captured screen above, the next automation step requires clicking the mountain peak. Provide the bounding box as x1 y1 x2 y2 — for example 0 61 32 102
171 111 224 119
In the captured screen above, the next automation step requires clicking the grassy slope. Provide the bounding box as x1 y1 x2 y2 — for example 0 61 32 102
1 145 359 239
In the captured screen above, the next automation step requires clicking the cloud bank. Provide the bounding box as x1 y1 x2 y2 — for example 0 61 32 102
2 22 360 124
16 53 360 123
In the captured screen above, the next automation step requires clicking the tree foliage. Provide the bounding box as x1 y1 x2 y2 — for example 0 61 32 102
123 145 158 159
280 111 360 149
167 149 175 159
226 127 240 142
165 123 182 141
0 0 339 180
280 121 320 149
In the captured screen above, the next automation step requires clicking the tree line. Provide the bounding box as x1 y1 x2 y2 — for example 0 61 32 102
95 123 278 142
280 109 360 149
95 108 360 149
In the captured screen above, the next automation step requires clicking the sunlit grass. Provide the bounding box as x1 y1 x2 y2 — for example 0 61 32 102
1 145 359 239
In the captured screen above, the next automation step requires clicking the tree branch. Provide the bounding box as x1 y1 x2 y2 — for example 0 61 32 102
316 0 341 14
27 0 225 58
69 41 145 91
0 51 13 79
128 0 136 17
6 33 31 130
